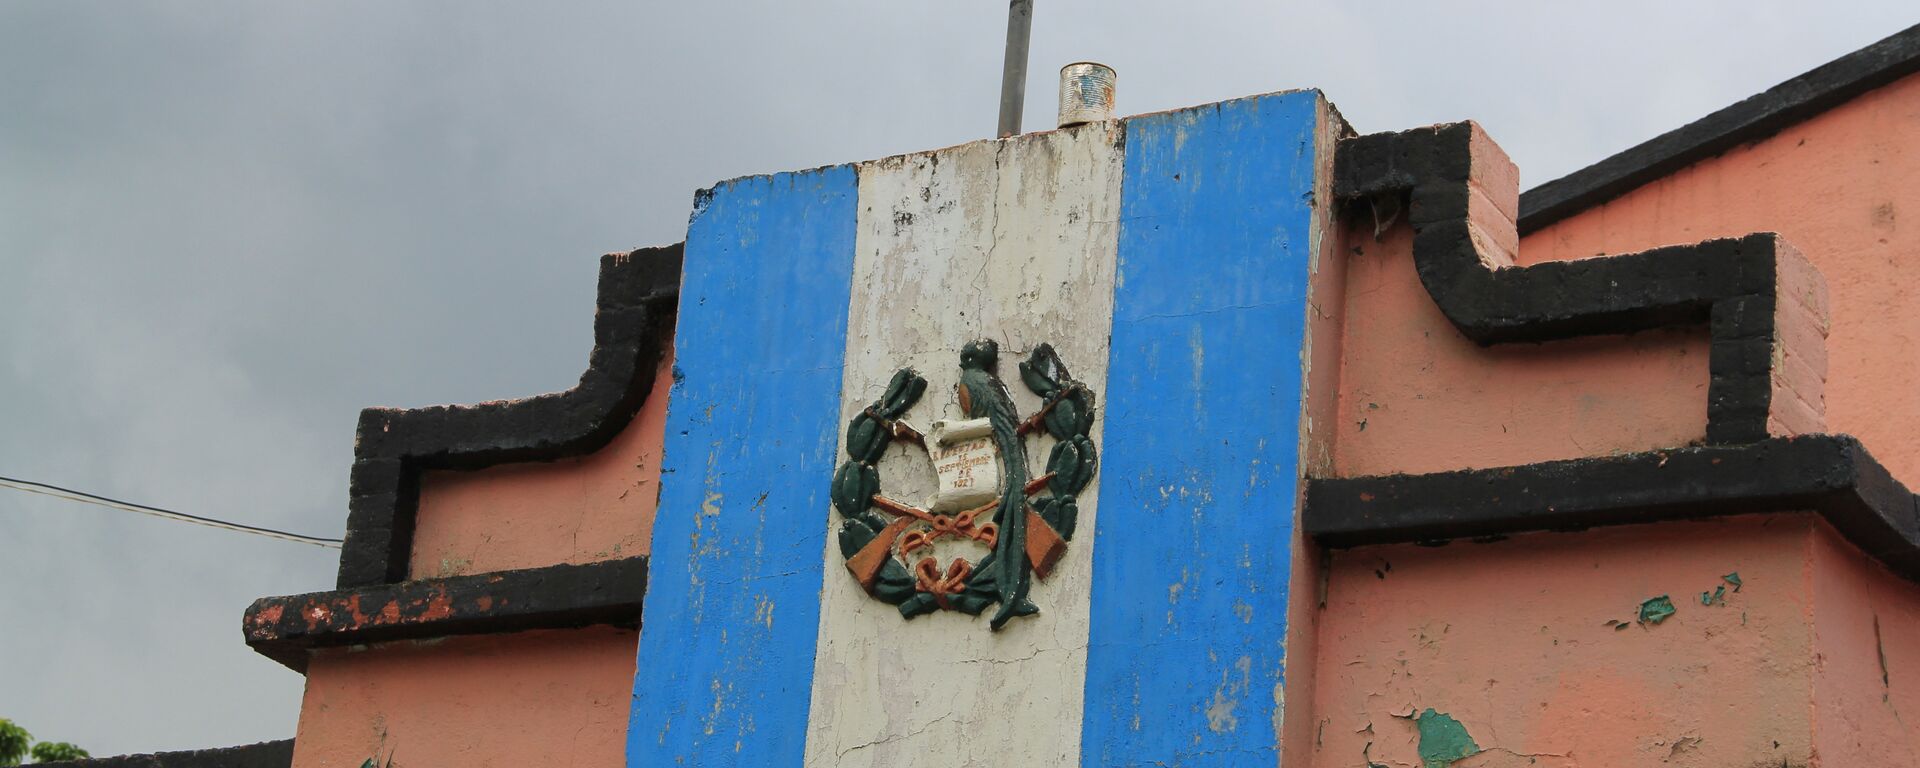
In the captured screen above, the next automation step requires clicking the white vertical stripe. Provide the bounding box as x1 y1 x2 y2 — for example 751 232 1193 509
802 125 1124 767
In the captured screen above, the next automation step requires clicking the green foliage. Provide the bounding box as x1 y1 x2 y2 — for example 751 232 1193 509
0 719 31 766
29 743 87 763
0 719 89 766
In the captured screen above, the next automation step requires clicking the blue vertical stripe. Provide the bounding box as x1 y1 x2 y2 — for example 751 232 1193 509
628 167 858 767
1084 91 1320 766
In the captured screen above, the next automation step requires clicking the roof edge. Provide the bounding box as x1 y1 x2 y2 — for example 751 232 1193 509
1519 22 1920 235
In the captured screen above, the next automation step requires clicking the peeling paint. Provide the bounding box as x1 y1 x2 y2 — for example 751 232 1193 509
1412 709 1479 767
1638 595 1677 625
629 165 857 766
1086 89 1319 767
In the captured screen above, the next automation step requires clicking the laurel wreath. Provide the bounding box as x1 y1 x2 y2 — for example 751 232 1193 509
831 344 1097 620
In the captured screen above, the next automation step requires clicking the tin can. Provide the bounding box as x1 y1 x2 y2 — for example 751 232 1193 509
1057 62 1116 128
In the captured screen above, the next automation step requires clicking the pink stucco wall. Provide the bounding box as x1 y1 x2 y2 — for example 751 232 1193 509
1310 515 1818 767
1330 131 1713 478
1504 72 1920 763
407 343 674 578
289 627 638 768
1306 516 1920 767
1302 70 1920 767
1810 518 1920 764
1522 72 1920 483
291 338 674 767
1331 219 1709 477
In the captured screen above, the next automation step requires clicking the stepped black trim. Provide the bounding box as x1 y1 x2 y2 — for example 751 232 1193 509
336 246 682 588
35 740 293 768
1520 23 1920 234
1306 435 1920 581
1335 124 1807 444
246 557 649 672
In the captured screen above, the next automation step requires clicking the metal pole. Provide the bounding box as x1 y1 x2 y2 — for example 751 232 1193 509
997 0 1034 138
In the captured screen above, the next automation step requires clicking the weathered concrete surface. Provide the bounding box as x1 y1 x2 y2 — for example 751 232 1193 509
1310 515 1819 767
1282 95 1352 768
627 165 860 766
1523 70 1920 483
407 344 674 577
1307 514 1920 766
1085 91 1324 766
802 123 1122 768
291 628 637 768
1810 518 1920 765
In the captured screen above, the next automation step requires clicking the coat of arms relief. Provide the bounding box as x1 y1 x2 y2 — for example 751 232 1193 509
831 339 1098 630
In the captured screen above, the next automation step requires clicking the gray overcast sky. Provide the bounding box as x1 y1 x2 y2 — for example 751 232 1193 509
2 2 1912 757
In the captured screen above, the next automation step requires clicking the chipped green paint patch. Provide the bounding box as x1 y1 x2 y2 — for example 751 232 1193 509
1701 585 1727 606
1415 709 1479 767
1638 595 1677 625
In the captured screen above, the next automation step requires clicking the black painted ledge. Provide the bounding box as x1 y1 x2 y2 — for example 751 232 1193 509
1305 435 1920 581
35 740 293 768
245 557 648 672
1336 123 1825 446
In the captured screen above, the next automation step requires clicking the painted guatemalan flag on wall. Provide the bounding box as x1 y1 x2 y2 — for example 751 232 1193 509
630 89 1338 767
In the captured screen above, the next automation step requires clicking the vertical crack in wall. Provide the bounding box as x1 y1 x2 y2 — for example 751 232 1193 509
1877 614 1892 695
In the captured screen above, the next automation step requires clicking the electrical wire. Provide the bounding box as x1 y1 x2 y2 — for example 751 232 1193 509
0 475 342 549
